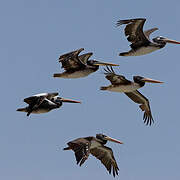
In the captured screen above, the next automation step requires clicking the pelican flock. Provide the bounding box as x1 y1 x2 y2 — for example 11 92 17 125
16 16 179 177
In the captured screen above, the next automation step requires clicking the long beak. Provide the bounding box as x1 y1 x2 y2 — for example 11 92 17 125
93 61 119 66
163 38 180 44
141 77 164 83
104 136 123 144
60 98 81 103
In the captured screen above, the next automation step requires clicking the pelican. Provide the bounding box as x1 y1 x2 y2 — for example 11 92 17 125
100 67 163 125
53 48 119 78
17 92 81 116
63 133 123 177
116 18 180 56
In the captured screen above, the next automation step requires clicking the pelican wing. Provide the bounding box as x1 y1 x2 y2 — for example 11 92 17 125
59 48 85 71
67 138 91 166
24 96 45 105
42 98 58 106
24 92 58 104
26 96 47 116
117 18 150 49
125 90 154 125
144 28 158 40
104 66 131 85
24 96 38 104
78 53 93 65
59 48 84 60
60 57 85 71
90 146 119 177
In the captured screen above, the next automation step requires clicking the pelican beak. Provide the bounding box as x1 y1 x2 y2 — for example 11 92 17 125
163 38 180 44
60 98 81 103
104 136 123 144
141 77 164 83
93 61 119 66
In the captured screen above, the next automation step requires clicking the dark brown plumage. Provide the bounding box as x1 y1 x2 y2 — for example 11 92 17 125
100 67 163 125
59 48 86 72
53 48 118 78
116 18 180 56
63 134 123 177
125 90 153 125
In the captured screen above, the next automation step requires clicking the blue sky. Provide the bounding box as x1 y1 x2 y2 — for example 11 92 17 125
1 0 180 179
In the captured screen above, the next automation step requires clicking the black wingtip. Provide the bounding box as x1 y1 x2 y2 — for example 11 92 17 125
116 19 132 26
116 20 125 26
143 113 154 126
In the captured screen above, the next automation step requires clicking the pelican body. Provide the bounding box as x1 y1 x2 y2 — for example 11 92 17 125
100 67 163 125
64 133 123 177
17 92 81 116
53 48 119 79
117 18 180 56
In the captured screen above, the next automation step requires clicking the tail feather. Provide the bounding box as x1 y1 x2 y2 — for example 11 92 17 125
119 52 129 56
16 108 27 112
100 86 108 90
53 73 63 78
63 147 71 150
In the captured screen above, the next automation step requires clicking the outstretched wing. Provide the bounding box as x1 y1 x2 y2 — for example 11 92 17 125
104 66 131 85
125 90 154 125
90 146 119 177
117 18 151 49
66 138 91 166
59 48 85 71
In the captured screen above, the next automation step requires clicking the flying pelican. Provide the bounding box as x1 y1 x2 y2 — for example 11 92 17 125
116 18 180 56
100 67 163 125
63 133 123 177
53 48 119 78
17 92 81 116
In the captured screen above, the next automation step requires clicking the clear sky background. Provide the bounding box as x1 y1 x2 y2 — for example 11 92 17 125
1 0 180 179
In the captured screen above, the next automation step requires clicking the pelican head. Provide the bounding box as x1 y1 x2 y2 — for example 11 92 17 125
96 134 123 145
152 36 180 45
133 76 164 87
53 96 81 105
